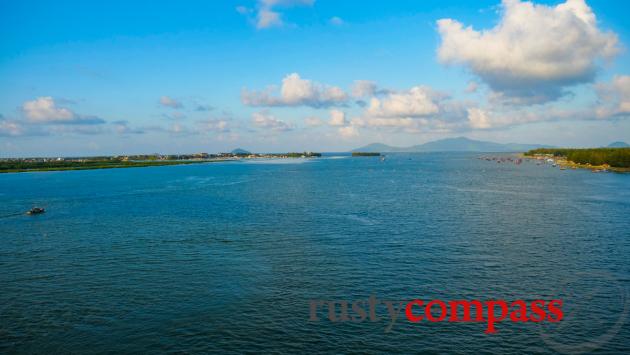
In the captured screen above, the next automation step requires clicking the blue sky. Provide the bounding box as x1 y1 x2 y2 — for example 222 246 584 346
1 0 629 156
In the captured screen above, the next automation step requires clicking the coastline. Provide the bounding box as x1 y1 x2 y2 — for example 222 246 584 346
519 153 630 173
0 152 323 174
0 159 229 174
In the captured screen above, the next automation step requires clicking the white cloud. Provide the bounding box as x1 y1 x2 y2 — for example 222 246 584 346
328 109 346 126
22 97 73 122
351 80 378 98
596 75 630 118
467 108 492 129
462 104 591 130
238 0 315 29
197 119 231 133
159 96 183 109
242 73 348 108
437 0 619 104
0 119 25 136
338 125 359 138
112 120 145 134
345 83 478 133
352 117 420 129
304 116 324 127
257 8 282 29
329 16 344 26
365 86 442 118
22 96 104 124
252 111 294 131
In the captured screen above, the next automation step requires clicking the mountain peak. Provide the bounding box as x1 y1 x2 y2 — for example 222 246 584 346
230 148 251 155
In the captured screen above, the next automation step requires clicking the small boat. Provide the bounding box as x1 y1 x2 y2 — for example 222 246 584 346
26 207 45 215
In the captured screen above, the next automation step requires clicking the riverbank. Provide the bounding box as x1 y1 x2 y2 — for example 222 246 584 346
1 151 323 173
0 159 230 173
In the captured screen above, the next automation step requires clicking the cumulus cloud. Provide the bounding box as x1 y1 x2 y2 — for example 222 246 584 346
238 0 315 29
338 125 359 138
466 108 492 129
365 86 442 118
596 75 630 118
252 111 294 131
242 73 348 108
351 80 378 98
328 109 346 126
437 0 619 104
22 97 105 124
159 96 184 109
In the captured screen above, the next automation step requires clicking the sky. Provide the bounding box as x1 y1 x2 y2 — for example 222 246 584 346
1 0 630 156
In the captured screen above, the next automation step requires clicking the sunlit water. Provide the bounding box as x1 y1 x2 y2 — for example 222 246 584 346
1 153 629 353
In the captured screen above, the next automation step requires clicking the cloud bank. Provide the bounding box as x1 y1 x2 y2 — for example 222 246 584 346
252 111 294 131
437 0 619 104
242 73 348 108
22 97 105 124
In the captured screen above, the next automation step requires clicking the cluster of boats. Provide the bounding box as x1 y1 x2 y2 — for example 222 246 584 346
479 156 523 165
482 155 610 173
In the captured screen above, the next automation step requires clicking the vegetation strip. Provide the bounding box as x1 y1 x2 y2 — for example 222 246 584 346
524 147 630 172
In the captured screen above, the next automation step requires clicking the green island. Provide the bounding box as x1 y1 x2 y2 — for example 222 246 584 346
524 147 630 172
0 151 322 173
352 152 381 157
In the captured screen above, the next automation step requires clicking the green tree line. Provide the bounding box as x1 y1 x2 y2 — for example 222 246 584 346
524 148 630 168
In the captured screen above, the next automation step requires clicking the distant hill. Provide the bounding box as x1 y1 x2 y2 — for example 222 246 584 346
352 137 551 153
607 141 629 148
230 148 251 155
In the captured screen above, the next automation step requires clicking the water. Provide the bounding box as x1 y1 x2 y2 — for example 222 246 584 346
1 153 629 354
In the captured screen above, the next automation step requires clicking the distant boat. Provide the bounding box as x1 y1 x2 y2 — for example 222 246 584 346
27 207 45 215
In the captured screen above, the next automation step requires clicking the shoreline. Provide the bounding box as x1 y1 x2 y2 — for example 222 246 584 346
0 159 232 174
519 153 630 173
1 152 323 174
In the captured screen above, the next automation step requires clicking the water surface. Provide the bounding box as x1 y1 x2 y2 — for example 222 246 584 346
1 153 629 353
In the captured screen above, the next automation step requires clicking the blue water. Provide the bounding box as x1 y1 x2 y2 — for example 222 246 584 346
1 153 629 353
